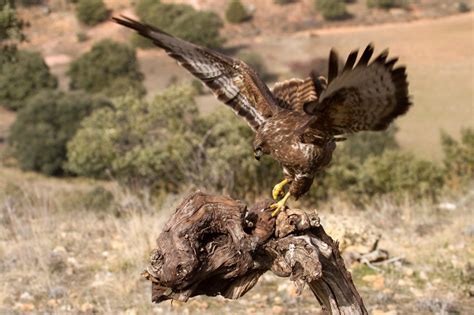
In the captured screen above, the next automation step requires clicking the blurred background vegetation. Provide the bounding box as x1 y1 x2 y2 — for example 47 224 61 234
0 0 472 314
0 0 472 204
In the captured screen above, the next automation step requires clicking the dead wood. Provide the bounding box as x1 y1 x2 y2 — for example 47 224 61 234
142 191 368 314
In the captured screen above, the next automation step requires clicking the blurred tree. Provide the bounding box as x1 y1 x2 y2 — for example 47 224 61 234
0 0 24 61
237 51 275 82
225 0 251 24
68 39 145 97
9 90 110 175
0 50 57 110
274 0 294 5
358 150 444 200
316 0 348 20
441 128 474 188
75 0 109 26
67 85 280 198
309 128 399 201
66 86 199 190
367 0 405 9
133 0 224 48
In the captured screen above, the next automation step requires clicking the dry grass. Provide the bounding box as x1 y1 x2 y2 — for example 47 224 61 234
1 167 473 314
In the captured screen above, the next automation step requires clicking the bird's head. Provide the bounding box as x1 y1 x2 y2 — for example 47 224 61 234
253 140 269 161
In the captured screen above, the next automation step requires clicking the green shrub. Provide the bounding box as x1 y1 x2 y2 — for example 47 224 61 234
0 50 57 110
316 0 348 20
274 0 294 5
9 90 110 175
76 31 89 42
359 151 444 200
67 85 280 198
0 0 24 62
307 127 445 202
66 86 200 189
237 51 275 82
134 1 224 48
75 0 109 26
458 2 470 13
367 0 405 9
0 0 24 42
196 109 281 198
337 127 399 163
441 128 474 188
68 40 145 97
225 0 250 24
17 0 43 6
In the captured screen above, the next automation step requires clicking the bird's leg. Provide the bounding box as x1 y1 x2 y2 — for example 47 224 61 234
270 192 291 217
272 179 289 200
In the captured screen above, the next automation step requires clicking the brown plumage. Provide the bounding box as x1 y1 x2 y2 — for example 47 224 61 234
113 16 411 204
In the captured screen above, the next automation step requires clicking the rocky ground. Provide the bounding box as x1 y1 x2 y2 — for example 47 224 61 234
0 168 472 314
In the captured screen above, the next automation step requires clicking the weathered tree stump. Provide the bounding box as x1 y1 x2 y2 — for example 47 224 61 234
142 191 368 314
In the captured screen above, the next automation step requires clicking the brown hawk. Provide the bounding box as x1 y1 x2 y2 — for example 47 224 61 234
113 16 411 216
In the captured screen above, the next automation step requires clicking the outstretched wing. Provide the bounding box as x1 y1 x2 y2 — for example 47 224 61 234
271 77 321 112
113 16 279 131
304 44 411 135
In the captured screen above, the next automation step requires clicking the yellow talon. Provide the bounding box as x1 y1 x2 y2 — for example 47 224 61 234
270 192 291 217
272 179 289 200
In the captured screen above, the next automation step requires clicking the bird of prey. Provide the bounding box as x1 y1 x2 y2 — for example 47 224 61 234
113 16 411 216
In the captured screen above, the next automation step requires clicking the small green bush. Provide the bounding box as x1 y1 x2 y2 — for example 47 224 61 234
458 2 470 13
0 50 57 111
134 1 224 48
308 127 446 202
68 40 145 97
225 0 251 24
337 127 399 163
76 31 89 42
441 128 474 188
316 0 348 20
75 0 109 26
274 0 294 5
237 51 275 82
0 0 24 42
9 90 110 175
367 0 404 9
359 150 444 200
17 0 43 6
66 86 200 189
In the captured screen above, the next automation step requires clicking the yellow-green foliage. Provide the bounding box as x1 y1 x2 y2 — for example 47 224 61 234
0 50 57 110
0 0 24 42
359 150 444 200
316 0 348 21
195 109 281 198
225 0 250 24
237 51 275 82
309 128 445 202
75 0 109 26
66 86 200 190
68 40 145 97
9 90 110 175
133 0 224 49
67 85 280 198
367 0 406 9
441 128 474 188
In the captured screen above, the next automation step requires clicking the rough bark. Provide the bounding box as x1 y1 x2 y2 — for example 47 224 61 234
142 191 368 314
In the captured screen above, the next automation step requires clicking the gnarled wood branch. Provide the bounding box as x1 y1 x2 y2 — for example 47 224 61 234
142 191 368 314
